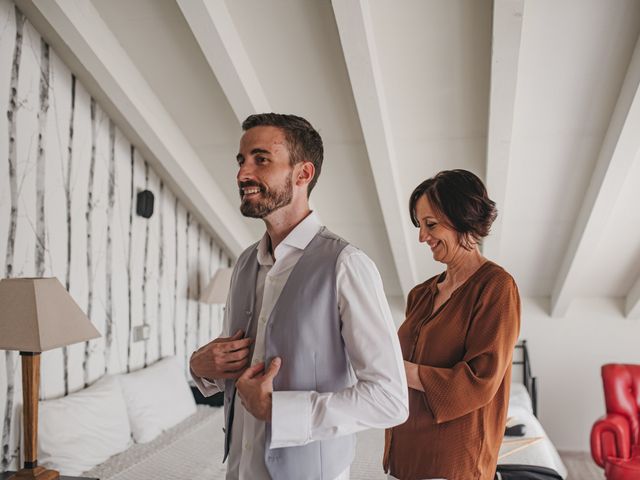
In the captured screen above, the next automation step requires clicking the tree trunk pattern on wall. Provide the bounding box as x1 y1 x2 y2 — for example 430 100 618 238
219 247 225 335
4 7 23 280
143 162 150 367
184 212 191 359
196 223 202 343
62 73 76 395
0 2 229 465
2 6 25 470
83 97 97 388
35 37 50 278
157 181 164 358
217 247 225 329
210 237 214 340
173 196 179 356
127 145 134 373
104 119 116 373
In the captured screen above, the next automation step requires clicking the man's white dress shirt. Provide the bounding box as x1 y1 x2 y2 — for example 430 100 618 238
193 212 408 480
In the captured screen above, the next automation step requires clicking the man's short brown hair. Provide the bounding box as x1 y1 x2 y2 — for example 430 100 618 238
242 113 323 196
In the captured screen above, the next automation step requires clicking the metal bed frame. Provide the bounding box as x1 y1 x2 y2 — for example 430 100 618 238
513 340 538 417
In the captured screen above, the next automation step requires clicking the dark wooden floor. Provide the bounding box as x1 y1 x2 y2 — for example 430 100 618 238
559 451 605 480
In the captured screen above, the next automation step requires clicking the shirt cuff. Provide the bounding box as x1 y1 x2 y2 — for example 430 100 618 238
269 391 311 449
190 367 223 396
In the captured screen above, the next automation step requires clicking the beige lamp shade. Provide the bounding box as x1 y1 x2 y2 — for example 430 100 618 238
200 268 233 304
0 277 100 352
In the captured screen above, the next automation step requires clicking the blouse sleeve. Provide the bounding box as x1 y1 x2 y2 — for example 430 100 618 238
417 274 521 424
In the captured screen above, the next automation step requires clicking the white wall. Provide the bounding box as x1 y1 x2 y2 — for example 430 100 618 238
386 295 406 327
520 296 640 452
0 1 229 469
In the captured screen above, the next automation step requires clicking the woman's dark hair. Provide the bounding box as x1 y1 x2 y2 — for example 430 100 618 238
409 169 497 249
242 113 323 196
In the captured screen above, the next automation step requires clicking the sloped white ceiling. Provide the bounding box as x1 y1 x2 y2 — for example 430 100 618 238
24 0 640 313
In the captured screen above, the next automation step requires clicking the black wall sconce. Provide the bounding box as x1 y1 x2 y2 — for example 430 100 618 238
136 190 154 218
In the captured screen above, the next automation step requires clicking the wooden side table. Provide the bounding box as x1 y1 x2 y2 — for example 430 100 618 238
0 473 98 480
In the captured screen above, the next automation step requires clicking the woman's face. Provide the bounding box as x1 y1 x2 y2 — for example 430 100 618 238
414 195 462 264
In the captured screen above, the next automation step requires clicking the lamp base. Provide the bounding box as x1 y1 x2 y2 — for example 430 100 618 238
9 466 59 480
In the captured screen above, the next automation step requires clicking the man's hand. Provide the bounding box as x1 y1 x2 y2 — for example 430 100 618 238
236 357 282 422
190 330 253 380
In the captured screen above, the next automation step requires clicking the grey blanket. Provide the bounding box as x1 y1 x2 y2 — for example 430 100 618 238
84 406 226 480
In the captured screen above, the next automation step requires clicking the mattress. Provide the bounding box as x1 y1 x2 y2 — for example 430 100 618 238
84 406 227 480
508 382 535 414
500 383 568 479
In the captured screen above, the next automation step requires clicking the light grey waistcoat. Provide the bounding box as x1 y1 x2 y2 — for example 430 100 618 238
223 227 356 480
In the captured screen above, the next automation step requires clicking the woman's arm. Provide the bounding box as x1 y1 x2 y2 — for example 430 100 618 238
417 275 521 423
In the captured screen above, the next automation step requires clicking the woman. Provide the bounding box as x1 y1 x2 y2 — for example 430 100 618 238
384 169 520 480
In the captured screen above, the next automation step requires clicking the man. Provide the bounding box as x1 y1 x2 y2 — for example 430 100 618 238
190 113 408 480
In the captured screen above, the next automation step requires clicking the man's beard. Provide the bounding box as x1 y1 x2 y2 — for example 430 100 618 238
239 173 293 218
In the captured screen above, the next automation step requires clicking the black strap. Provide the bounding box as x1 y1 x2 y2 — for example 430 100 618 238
496 464 563 480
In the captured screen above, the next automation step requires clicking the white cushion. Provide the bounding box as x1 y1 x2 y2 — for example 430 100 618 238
508 382 534 415
38 375 132 476
119 356 197 443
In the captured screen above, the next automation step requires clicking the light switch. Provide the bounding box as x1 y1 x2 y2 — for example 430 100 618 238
133 324 151 342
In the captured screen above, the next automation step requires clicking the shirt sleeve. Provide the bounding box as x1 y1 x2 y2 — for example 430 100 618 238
270 246 409 448
417 274 521 424
189 293 231 396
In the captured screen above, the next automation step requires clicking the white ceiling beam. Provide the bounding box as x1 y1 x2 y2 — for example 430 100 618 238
21 0 253 258
176 0 270 122
626 275 640 319
483 0 524 261
176 0 322 216
551 34 640 317
332 0 418 297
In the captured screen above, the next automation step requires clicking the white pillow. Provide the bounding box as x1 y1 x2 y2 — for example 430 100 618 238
38 375 132 476
119 356 197 443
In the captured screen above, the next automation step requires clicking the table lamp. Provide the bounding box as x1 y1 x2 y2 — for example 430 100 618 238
200 268 233 305
0 278 100 480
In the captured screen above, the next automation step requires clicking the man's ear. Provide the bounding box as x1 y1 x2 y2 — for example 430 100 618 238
295 161 315 189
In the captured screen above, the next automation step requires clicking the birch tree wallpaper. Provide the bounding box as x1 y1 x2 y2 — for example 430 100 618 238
0 1 231 469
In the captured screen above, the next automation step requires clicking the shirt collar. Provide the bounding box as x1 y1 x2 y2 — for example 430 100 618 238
256 211 322 265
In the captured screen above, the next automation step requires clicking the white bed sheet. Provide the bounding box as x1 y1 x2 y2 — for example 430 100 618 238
508 382 534 415
500 383 568 479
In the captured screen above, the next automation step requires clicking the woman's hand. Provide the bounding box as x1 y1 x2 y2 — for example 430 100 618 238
404 360 425 392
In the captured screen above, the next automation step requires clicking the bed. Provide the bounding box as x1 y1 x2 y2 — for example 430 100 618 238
498 341 567 479
71 343 566 479
84 406 226 480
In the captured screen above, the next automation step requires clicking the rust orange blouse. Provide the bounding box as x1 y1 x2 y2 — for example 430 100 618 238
384 261 521 480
